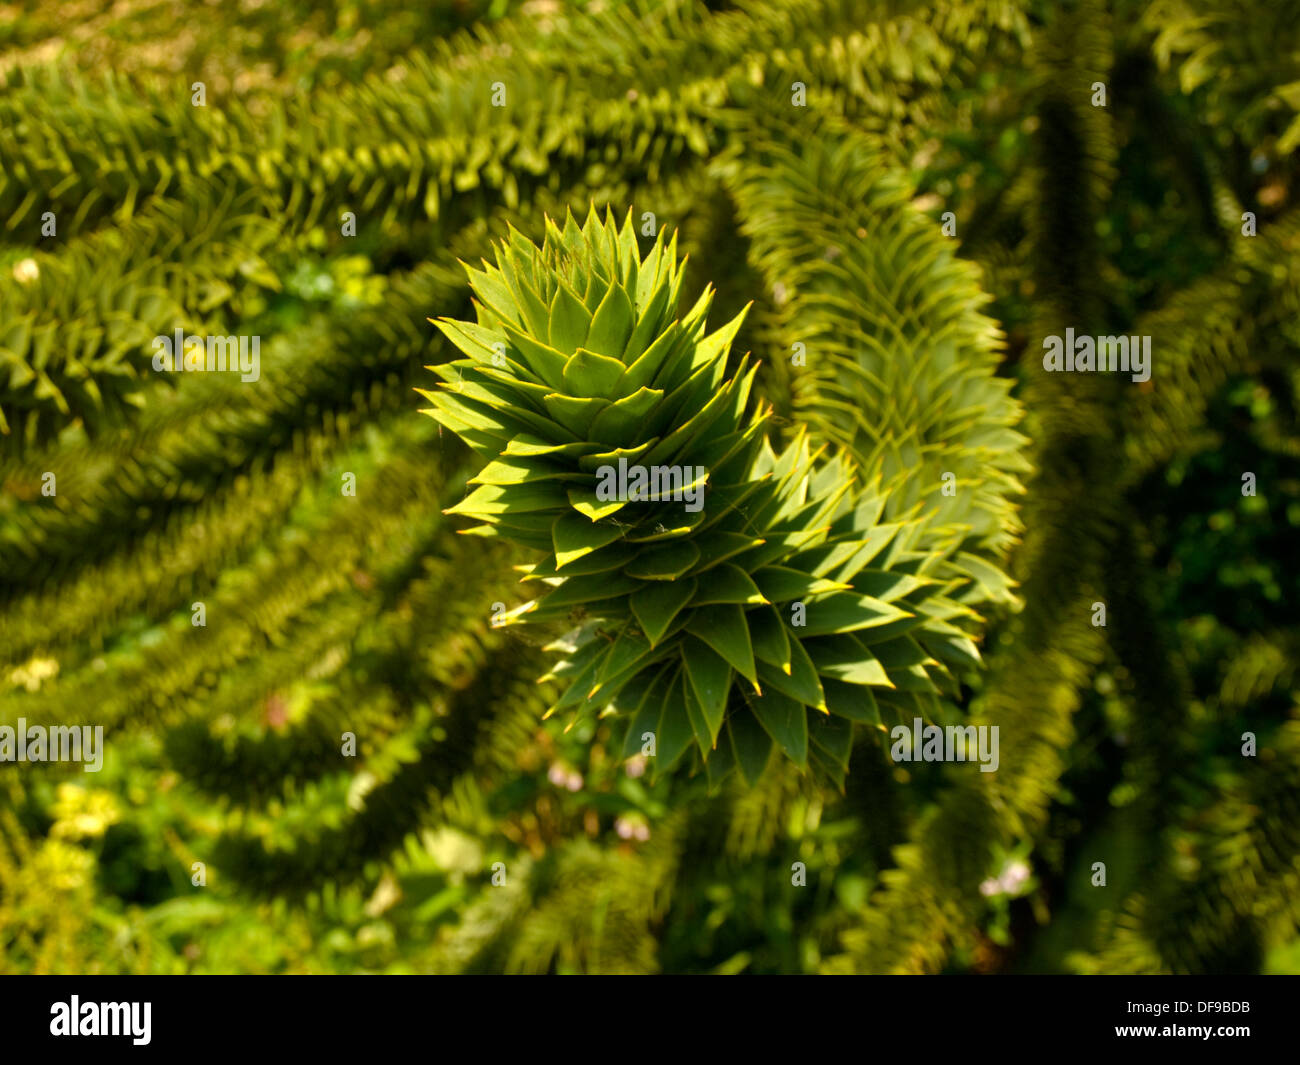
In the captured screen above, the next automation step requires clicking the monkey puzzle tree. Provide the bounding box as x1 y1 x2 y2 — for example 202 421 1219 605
420 207 1012 788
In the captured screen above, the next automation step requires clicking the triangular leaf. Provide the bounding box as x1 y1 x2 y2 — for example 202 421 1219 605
631 578 698 646
685 604 757 685
681 636 731 746
745 687 807 768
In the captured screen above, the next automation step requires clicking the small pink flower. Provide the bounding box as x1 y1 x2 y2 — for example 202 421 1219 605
614 815 650 842
1001 860 1030 893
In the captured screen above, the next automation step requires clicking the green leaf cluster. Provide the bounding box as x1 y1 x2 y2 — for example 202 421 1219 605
422 208 980 785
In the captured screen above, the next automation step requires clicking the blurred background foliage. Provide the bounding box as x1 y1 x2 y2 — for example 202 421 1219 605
0 0 1297 973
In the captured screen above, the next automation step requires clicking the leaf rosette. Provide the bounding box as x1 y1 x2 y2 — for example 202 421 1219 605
421 208 981 787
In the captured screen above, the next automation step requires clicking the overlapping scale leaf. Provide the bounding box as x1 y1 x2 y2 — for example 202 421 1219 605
420 206 973 787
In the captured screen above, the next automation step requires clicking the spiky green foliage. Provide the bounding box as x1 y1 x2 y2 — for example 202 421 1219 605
420 208 998 785
723 112 1030 561
2 0 1298 978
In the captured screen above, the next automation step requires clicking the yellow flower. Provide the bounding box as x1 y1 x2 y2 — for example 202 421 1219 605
50 784 121 841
